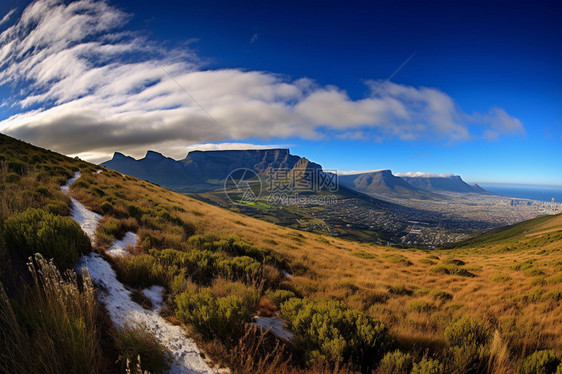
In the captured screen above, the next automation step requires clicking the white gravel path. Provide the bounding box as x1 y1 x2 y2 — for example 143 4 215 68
63 172 216 374
252 316 294 342
107 231 138 257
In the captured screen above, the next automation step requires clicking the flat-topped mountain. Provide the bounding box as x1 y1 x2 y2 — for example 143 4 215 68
338 170 437 199
102 148 322 191
399 173 490 194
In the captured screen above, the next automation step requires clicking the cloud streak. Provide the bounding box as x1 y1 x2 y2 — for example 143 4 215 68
0 0 526 161
395 172 455 178
0 8 16 27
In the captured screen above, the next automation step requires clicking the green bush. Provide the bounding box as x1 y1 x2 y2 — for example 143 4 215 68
34 186 50 196
281 297 387 371
431 264 475 277
216 255 261 282
407 300 433 313
44 201 70 216
445 317 490 374
114 323 171 374
518 350 560 374
175 287 249 340
445 317 489 348
388 284 413 296
265 289 296 306
410 358 445 374
151 248 217 283
378 350 413 373
114 254 166 288
1 208 90 269
5 173 20 183
100 201 113 214
7 160 27 174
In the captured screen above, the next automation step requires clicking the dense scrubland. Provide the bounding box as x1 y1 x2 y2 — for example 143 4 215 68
0 133 561 374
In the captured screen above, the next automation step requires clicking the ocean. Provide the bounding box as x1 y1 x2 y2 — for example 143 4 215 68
480 184 562 203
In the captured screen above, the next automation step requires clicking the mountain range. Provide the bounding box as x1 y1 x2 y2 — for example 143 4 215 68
102 149 492 197
103 149 322 192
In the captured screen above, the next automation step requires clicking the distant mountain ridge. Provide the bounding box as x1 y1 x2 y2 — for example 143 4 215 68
102 149 492 196
102 148 323 192
401 174 489 194
338 170 438 199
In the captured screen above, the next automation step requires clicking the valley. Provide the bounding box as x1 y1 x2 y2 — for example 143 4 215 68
103 149 562 247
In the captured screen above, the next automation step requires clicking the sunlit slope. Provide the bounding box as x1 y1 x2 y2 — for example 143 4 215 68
443 213 562 250
2 133 560 366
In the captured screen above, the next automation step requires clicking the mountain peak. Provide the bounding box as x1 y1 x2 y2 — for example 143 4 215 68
144 150 166 160
112 151 132 160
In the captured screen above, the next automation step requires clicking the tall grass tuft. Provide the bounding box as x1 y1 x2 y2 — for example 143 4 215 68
0 254 101 374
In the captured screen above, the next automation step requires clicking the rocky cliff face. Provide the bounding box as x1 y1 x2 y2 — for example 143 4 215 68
102 148 322 191
402 175 484 194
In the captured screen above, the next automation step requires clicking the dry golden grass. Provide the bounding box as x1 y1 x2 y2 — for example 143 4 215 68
2 133 560 371
72 166 562 363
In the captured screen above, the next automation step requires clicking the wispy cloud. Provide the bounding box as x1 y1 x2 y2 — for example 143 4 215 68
0 0 526 162
0 8 15 27
395 171 455 178
250 33 259 44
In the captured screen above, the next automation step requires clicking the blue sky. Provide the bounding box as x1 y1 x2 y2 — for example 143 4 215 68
0 0 561 184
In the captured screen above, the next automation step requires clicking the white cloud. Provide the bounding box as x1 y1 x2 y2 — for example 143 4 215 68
0 0 526 163
336 169 389 175
395 172 455 178
0 8 16 27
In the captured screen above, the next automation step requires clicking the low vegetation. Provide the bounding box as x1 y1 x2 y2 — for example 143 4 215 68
1 133 561 373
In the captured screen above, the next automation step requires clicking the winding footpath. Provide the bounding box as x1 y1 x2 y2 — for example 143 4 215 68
61 172 216 374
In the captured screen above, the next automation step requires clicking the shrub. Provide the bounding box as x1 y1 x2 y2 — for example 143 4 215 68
378 350 413 373
182 221 197 238
351 251 376 259
265 289 296 306
114 255 166 288
127 204 144 220
175 287 249 340
100 201 113 214
34 186 50 196
407 300 433 313
445 317 489 348
216 256 262 283
5 173 20 183
388 284 413 296
445 317 490 373
44 201 70 216
431 264 475 277
1 208 91 269
383 254 412 266
7 160 27 174
410 358 445 374
518 350 560 374
281 297 387 371
443 258 465 266
114 323 171 374
418 258 436 265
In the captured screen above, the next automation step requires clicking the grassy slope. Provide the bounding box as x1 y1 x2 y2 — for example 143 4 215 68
1 133 561 371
